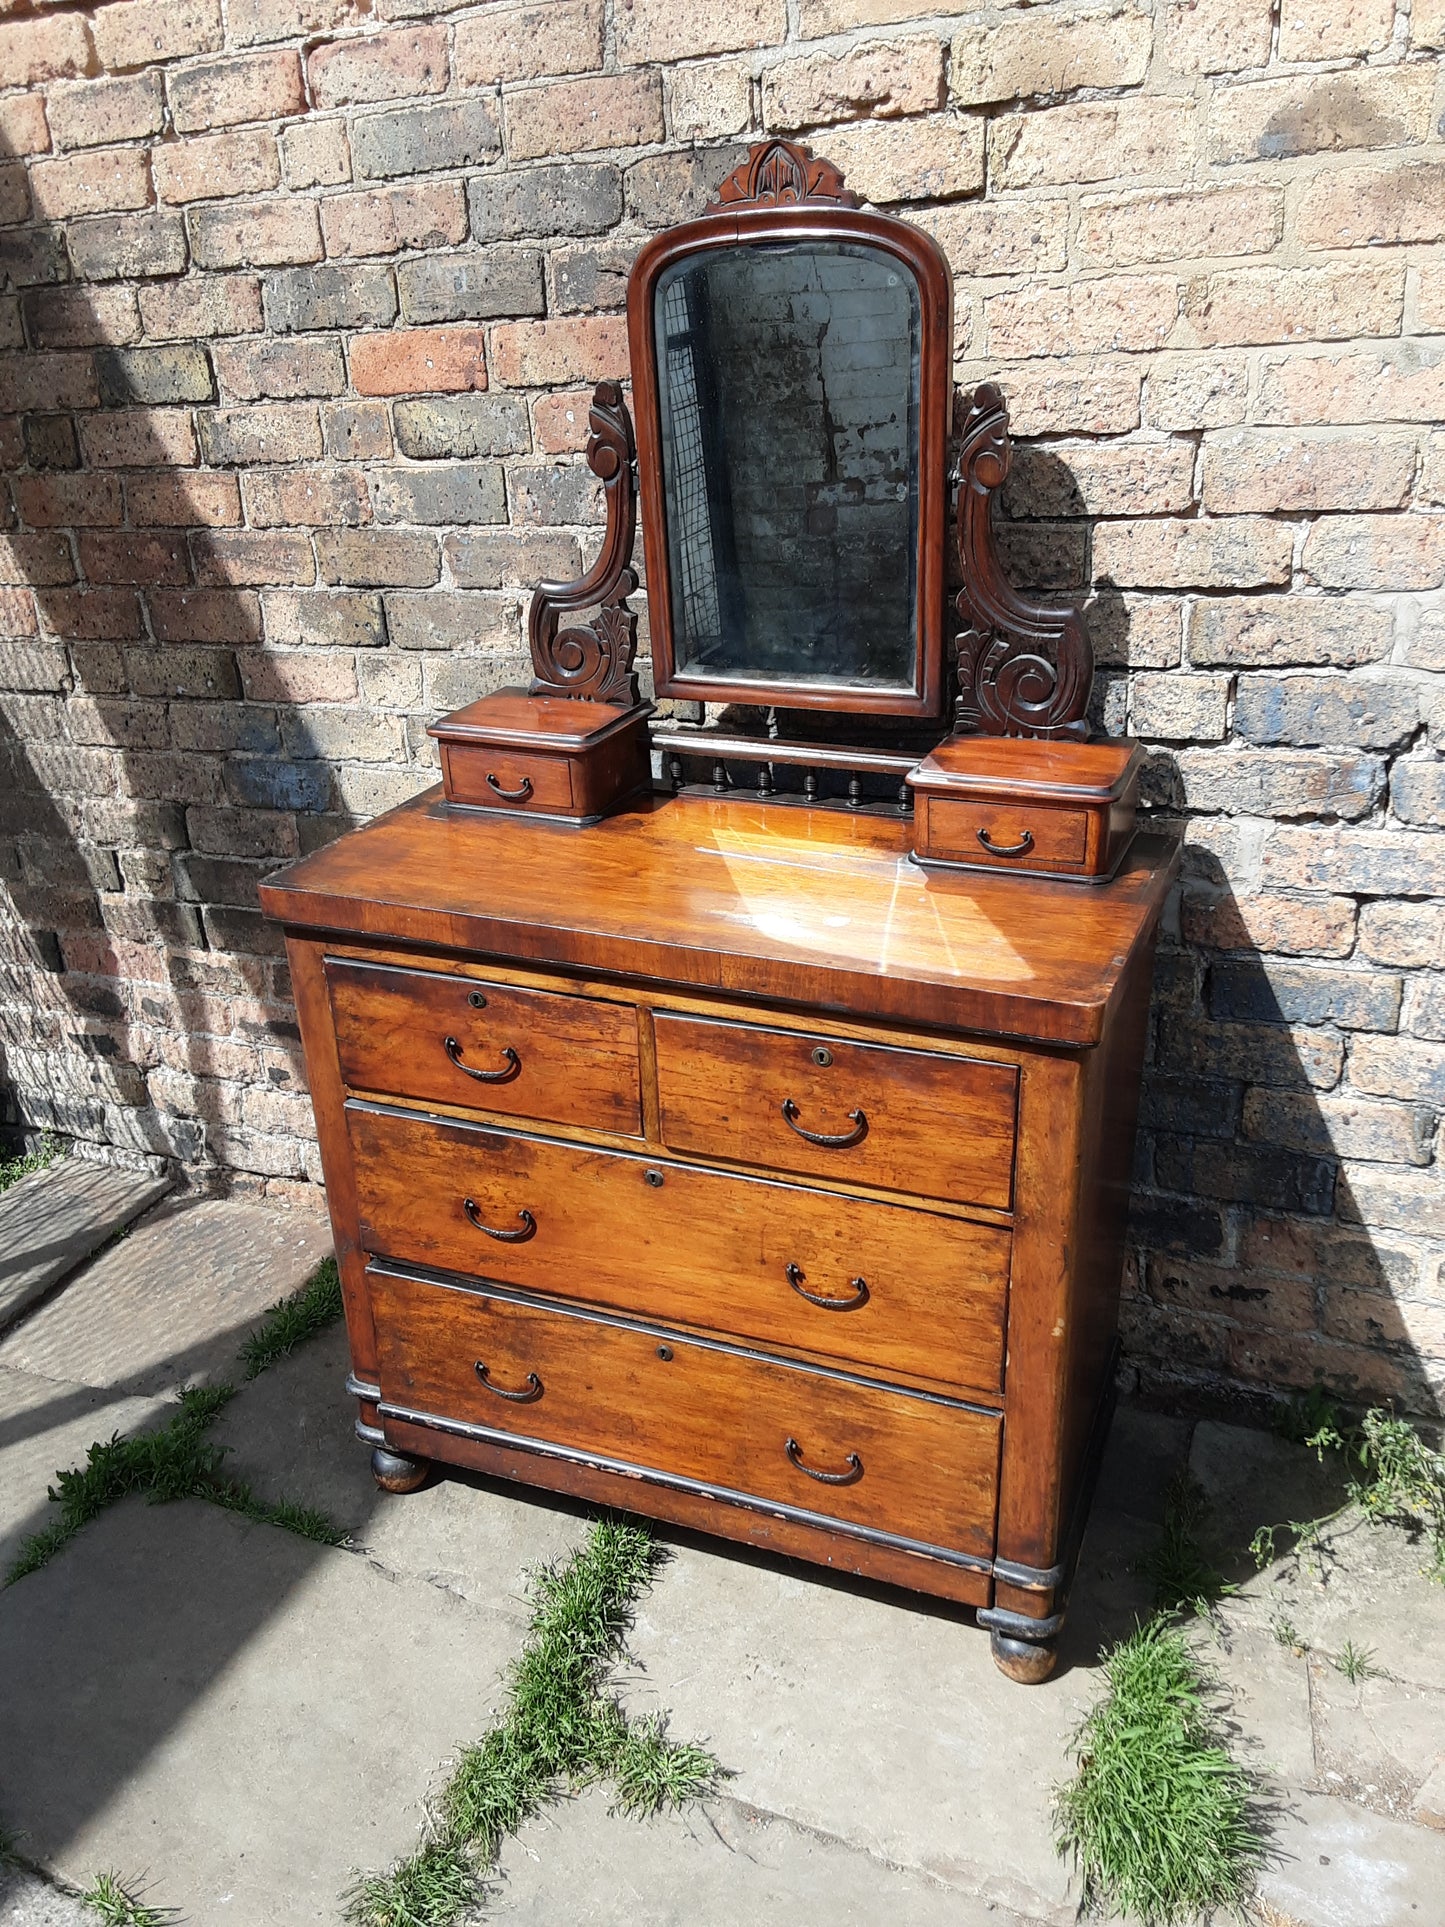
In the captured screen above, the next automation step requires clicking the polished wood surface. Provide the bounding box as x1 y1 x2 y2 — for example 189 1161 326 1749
925 799 1089 871
347 1101 1011 1395
910 737 1143 882
259 789 1177 1048
653 1011 1016 1210
371 1264 1002 1559
326 957 644 1135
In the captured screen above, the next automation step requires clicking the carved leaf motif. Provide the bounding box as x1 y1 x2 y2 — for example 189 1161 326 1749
708 139 861 213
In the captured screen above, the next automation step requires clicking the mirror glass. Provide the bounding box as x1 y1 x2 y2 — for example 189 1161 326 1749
654 240 921 695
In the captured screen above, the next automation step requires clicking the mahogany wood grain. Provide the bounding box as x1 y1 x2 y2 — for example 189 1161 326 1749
370 1265 1001 1560
653 1011 1017 1210
440 744 574 813
325 956 643 1135
347 1101 1011 1395
924 799 1089 871
259 789 1179 1049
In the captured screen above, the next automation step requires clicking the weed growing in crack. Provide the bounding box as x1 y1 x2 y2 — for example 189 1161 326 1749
345 1518 721 1927
1139 1472 1235 1619
1333 1640 1379 1684
0 1133 62 1196
240 1257 345 1378
1055 1618 1266 1927
79 1872 178 1926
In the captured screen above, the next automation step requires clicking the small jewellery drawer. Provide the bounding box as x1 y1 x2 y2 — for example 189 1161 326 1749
370 1265 1002 1559
441 745 573 815
348 1103 1011 1396
652 1012 1018 1211
926 799 1089 872
325 958 642 1134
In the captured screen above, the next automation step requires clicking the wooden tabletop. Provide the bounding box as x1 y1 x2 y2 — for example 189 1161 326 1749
259 787 1179 1047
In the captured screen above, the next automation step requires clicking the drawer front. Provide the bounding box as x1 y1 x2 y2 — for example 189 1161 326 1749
927 798 1090 871
653 1013 1017 1210
442 744 574 814
349 1103 1010 1396
372 1265 1001 1559
326 958 642 1134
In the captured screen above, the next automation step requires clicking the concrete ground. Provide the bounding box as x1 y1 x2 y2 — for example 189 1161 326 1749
0 1180 1442 1925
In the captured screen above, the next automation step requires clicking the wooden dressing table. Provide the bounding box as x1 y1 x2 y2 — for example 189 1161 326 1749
260 141 1178 1682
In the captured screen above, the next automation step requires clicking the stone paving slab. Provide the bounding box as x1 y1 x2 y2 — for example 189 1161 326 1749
1256 1788 1445 1927
0 1869 90 1927
0 1198 333 1395
0 1159 171 1331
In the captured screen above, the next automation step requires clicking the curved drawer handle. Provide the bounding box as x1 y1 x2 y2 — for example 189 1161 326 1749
784 1436 863 1486
781 1098 867 1149
474 1360 543 1403
444 1037 522 1084
486 772 533 803
976 827 1034 858
463 1198 537 1243
785 1262 869 1312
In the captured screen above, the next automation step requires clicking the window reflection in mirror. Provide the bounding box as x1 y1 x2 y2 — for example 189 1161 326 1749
654 240 921 695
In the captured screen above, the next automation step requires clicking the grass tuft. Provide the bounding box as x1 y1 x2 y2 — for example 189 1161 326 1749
0 1133 62 1197
1140 1472 1235 1618
79 1872 177 1926
347 1518 720 1926
1055 1618 1265 1927
240 1257 345 1379
1333 1640 1379 1684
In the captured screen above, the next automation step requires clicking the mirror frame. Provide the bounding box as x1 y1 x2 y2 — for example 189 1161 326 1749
627 143 953 719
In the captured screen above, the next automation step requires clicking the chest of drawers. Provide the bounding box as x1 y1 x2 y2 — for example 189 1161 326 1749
260 787 1177 1682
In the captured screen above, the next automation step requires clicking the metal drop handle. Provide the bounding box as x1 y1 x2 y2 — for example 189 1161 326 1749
785 1262 869 1312
781 1098 867 1149
463 1198 536 1242
444 1037 521 1084
486 773 533 802
977 827 1034 857
474 1360 542 1402
784 1437 863 1486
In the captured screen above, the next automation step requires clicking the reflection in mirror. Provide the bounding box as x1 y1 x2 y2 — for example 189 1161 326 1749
654 240 920 695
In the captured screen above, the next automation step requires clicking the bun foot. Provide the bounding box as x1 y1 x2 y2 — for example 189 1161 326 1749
371 1445 429 1494
990 1629 1058 1684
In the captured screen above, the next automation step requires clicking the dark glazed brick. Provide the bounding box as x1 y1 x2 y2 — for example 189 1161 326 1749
352 98 501 179
384 591 519 651
1234 673 1419 751
1139 1074 1243 1140
316 529 441 587
467 163 622 240
0 227 68 289
68 213 187 281
1153 1138 1338 1217
371 464 506 526
1209 960 1402 1031
626 144 748 227
22 415 79 470
126 647 241 699
508 462 601 525
263 264 397 333
397 249 543 323
548 240 637 313
96 346 215 407
261 590 387 649
393 393 530 460
224 758 332 812
1127 1194 1228 1259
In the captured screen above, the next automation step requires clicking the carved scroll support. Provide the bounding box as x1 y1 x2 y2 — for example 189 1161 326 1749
527 381 642 707
953 383 1093 742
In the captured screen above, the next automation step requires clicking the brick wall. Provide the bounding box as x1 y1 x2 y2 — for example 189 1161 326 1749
0 0 1441 1419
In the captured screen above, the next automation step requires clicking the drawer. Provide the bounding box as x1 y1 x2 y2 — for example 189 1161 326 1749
926 798 1089 872
348 1103 1010 1397
440 744 573 814
653 1012 1017 1211
371 1264 1002 1560
326 958 642 1135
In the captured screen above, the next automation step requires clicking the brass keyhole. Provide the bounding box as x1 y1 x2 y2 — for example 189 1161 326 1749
467 989 487 1009
644 1169 664 1188
811 1046 833 1067
656 1345 673 1361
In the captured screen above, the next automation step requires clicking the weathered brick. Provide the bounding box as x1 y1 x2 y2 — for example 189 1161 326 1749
47 74 164 150
126 473 242 527
952 7 1148 107
1006 438 1193 521
309 27 448 109
96 345 215 408
991 96 1196 191
1156 1136 1337 1217
1409 979 1445 1043
0 96 52 158
1358 901 1445 968
1303 515 1445 592
78 533 191 589
228 0 360 42
197 403 323 465
0 12 92 84
1145 1254 1317 1333
396 244 545 330
351 98 501 179
237 650 359 705
168 50 305 132
1258 347 1445 427
0 352 97 414
0 228 68 291
1298 161 1445 251
321 182 467 257
1130 672 1230 742
349 326 486 398
506 462 601 527
531 388 599 456
454 0 603 86
668 59 753 141
1245 1089 1430 1166
1416 0 1445 46
975 362 1140 436
445 528 580 589
1261 826 1445 898
191 200 322 270
1201 430 1415 515
1184 265 1403 349
1172 747 1384 820
192 530 315 587
23 287 141 351
154 131 281 205
1280 0 1395 59
322 400 392 460
1391 759 1445 828
0 167 31 228
212 336 346 403
92 0 221 70
392 393 530 460
263 263 396 333
68 212 188 282
242 467 370 528
816 115 984 205
1234 673 1419 751
1211 68 1434 169
625 145 747 227
262 589 385 648
486 315 626 389
987 276 1177 358
371 464 505 526
387 590 519 651
508 72 663 161
616 0 784 64
1095 517 1292 590
13 474 124 529
912 201 1069 278
1182 891 1356 958
139 275 264 340
279 119 352 191
316 529 439 586
1079 187 1281 269
1349 1032 1445 1106
224 757 332 813
469 163 622 241
763 37 943 130
1210 958 1401 1033
0 641 67 693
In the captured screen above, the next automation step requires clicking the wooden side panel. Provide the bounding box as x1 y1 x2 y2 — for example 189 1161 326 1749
348 1103 1011 1397
372 1266 1001 1561
326 957 644 1135
653 1011 1018 1209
